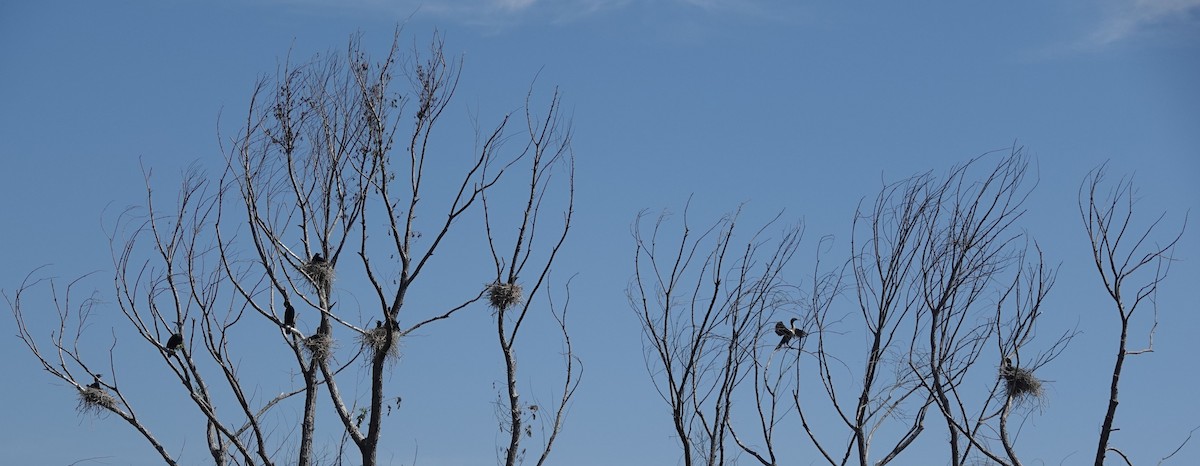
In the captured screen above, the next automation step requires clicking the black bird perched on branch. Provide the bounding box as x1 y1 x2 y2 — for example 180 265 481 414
166 333 184 355
311 253 326 264
283 300 296 328
87 374 102 390
774 317 807 350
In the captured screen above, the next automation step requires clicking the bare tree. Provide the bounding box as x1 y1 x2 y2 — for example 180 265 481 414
1081 165 1186 466
901 151 1070 466
482 86 581 466
823 150 1069 466
8 29 577 466
629 203 802 466
799 158 938 466
989 245 1072 466
797 152 1050 466
10 271 180 466
627 152 1194 466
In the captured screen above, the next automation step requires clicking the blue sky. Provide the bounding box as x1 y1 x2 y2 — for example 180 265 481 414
1 1 1198 465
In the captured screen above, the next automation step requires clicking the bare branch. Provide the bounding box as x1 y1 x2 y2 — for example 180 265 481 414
1082 164 1187 466
631 203 801 466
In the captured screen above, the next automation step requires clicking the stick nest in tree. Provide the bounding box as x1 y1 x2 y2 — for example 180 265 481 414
302 260 335 292
1002 366 1043 400
358 326 401 362
77 386 116 416
303 333 336 361
487 282 523 310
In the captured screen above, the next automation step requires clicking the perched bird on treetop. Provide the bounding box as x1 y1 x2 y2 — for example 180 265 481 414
283 300 296 328
166 333 184 355
311 253 326 264
774 317 807 350
87 374 102 390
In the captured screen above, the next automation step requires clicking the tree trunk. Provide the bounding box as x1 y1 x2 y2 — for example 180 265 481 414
1094 321 1128 466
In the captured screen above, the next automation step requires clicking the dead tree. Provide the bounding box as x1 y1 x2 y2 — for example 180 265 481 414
886 150 1070 466
1081 165 1185 465
905 151 1032 466
798 155 938 466
482 86 581 466
989 246 1072 466
10 272 180 466
8 29 576 466
630 204 802 466
797 149 1069 466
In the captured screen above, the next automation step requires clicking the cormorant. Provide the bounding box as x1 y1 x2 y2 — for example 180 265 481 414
774 318 806 350
166 333 184 355
1002 357 1014 374
87 374 102 390
283 300 296 328
311 253 326 264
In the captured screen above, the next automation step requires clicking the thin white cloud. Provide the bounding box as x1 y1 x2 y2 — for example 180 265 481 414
488 0 538 13
267 0 792 30
265 0 625 29
1088 0 1200 46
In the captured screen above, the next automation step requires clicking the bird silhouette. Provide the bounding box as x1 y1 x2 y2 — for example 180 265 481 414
775 318 807 350
311 253 326 264
166 333 184 355
283 300 296 328
87 374 102 390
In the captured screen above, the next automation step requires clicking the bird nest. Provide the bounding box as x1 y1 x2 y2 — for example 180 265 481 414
487 282 523 310
302 260 335 293
358 326 401 362
1002 367 1044 401
303 333 336 361
77 386 116 416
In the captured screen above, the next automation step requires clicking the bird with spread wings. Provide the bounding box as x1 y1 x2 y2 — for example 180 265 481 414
774 317 807 350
